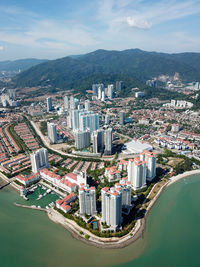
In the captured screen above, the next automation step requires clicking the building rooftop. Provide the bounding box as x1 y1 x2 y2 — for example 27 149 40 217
123 139 153 154
64 172 77 181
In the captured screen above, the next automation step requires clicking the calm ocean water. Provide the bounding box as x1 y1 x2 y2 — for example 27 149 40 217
1 175 200 267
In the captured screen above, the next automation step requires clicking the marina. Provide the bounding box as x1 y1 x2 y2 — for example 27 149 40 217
18 184 60 209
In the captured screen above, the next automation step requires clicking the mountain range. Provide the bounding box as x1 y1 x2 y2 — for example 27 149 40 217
8 49 200 94
0 58 47 73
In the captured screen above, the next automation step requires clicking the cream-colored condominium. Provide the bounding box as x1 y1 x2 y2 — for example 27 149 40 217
79 185 97 216
140 151 156 181
101 187 122 229
30 148 49 173
128 157 147 191
115 178 132 208
128 151 156 190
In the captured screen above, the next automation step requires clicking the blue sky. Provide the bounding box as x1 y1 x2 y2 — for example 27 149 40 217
0 0 200 60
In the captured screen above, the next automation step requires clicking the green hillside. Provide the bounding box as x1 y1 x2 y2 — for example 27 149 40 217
11 49 200 94
0 58 48 72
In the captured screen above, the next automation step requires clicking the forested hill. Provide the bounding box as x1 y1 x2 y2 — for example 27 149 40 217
12 49 200 92
0 58 48 72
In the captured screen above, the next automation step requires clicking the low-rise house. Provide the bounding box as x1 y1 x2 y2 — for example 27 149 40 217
118 160 128 171
56 193 77 213
15 172 40 186
105 166 121 182
40 168 83 193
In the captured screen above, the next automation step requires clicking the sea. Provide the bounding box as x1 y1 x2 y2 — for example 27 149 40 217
1 174 200 267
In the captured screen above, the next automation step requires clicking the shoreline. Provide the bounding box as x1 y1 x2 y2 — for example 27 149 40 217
46 169 200 249
2 169 200 249
167 169 200 187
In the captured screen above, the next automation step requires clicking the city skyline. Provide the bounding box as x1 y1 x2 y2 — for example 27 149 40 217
0 0 200 60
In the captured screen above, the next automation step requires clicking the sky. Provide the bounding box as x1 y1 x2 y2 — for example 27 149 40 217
0 0 200 60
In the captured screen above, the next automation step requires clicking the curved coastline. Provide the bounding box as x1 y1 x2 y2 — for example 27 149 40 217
9 169 200 249
46 169 200 249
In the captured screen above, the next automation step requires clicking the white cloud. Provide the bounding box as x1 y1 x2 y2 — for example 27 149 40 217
0 45 4 51
27 20 97 47
1 1 200 58
126 16 152 30
0 4 98 52
0 5 38 17
0 19 98 51
98 0 200 32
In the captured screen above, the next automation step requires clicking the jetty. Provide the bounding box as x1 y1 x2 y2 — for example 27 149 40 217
14 202 47 212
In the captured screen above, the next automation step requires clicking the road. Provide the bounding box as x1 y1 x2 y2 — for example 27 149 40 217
31 121 109 161
115 132 132 141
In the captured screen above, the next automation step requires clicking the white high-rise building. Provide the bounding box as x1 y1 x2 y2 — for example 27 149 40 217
78 104 84 110
85 100 90 111
98 84 105 100
72 109 80 130
140 151 156 181
92 131 98 154
92 84 98 95
70 109 99 132
120 110 125 125
70 96 75 110
171 99 176 107
70 96 79 110
47 122 57 144
30 148 49 173
101 91 105 102
115 178 132 208
92 129 104 153
74 130 91 149
128 157 147 191
67 111 73 129
107 84 114 99
8 89 16 100
116 81 122 92
47 97 53 112
79 112 99 132
93 83 104 96
101 187 122 229
98 86 102 100
105 114 110 124
79 185 97 216
104 128 113 155
64 96 69 111
90 113 99 132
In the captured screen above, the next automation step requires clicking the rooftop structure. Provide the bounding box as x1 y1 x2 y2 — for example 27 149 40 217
122 139 153 155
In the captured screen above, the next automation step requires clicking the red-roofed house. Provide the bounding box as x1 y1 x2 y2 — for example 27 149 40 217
40 168 61 185
60 179 77 193
15 172 40 186
64 171 87 187
56 193 77 213
105 166 121 182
